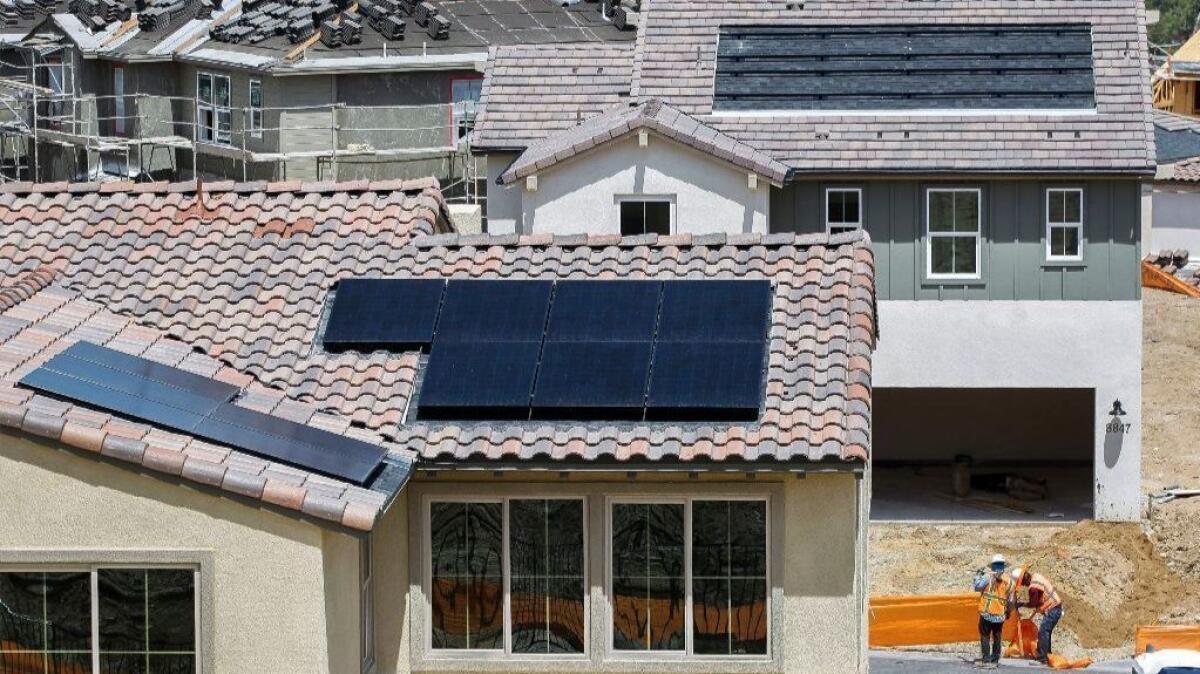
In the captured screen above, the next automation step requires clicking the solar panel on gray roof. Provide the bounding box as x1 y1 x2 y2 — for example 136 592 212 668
714 24 1096 112
20 341 388 485
323 278 446 352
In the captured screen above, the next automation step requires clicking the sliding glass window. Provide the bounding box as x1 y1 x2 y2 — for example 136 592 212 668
428 498 586 655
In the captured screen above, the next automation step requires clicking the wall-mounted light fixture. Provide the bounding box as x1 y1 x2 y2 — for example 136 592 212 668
1109 399 1126 417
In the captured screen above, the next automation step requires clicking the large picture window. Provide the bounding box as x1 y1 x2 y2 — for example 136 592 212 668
927 188 981 279
197 72 232 146
1046 188 1084 261
427 498 586 655
0 568 198 673
610 498 768 657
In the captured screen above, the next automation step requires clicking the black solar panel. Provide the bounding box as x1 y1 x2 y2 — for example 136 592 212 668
419 341 542 418
323 278 446 352
197 403 386 485
714 24 1096 112
646 341 766 420
657 280 772 342
532 341 653 417
20 342 389 485
545 280 662 342
435 280 554 342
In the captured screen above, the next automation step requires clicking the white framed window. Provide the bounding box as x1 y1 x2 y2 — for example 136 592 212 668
1045 188 1083 261
450 77 483 147
248 79 263 139
113 67 126 137
607 497 769 659
196 72 231 146
926 188 982 280
0 566 200 673
360 537 375 672
617 197 673 236
825 187 862 235
424 497 587 657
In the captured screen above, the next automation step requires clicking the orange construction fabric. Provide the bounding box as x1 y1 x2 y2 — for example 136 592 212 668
1136 625 1200 654
869 594 1020 647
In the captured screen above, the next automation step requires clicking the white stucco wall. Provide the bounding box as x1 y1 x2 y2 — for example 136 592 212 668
871 300 1143 522
484 151 521 235
396 473 865 674
0 431 364 674
1152 183 1200 259
492 134 771 236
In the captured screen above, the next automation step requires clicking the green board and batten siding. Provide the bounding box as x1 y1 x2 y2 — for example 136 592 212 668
770 179 1141 301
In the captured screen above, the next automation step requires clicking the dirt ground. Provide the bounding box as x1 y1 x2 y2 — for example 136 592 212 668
869 289 1200 660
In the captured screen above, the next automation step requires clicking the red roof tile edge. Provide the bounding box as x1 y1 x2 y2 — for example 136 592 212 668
0 267 58 313
0 177 440 196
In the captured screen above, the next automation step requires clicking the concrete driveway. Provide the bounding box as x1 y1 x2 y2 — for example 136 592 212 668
870 651 1134 673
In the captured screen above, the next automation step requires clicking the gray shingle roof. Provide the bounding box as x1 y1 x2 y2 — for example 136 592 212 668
474 0 1155 174
498 98 790 185
1153 110 1200 165
471 41 636 150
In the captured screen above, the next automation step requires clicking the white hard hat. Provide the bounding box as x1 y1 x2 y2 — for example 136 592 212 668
991 554 1007 566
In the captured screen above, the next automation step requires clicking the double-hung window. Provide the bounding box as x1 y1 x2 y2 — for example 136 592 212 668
927 188 981 279
0 567 198 672
196 72 232 146
1045 188 1083 261
610 498 768 657
825 188 862 235
248 79 263 139
427 498 586 655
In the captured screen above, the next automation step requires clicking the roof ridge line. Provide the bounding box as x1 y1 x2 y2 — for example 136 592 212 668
411 230 870 250
0 177 443 197
0 267 60 313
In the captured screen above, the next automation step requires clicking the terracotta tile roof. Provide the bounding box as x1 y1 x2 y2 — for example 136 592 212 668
390 230 876 464
498 98 791 185
475 0 1154 174
471 42 636 151
0 178 449 434
0 271 415 531
1161 156 1200 182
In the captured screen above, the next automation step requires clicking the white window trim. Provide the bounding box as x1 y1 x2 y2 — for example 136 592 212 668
248 79 263 140
1045 187 1084 262
422 495 591 662
615 195 676 236
604 495 772 663
925 187 983 281
0 564 202 674
196 72 232 147
825 187 863 235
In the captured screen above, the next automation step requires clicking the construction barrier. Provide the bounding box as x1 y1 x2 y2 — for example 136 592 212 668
1136 625 1200 654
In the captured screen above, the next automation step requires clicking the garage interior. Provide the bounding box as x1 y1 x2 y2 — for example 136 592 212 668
870 388 1095 522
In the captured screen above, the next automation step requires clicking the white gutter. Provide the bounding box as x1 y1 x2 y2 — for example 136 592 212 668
272 50 487 75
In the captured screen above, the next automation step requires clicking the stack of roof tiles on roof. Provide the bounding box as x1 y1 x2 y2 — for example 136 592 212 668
497 98 790 186
0 178 449 433
474 0 1154 174
391 230 876 464
0 269 414 531
1153 110 1200 172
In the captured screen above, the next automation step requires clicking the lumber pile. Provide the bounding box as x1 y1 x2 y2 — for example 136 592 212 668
1142 253 1200 297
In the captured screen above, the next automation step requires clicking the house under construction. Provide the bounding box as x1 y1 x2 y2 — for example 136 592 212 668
0 0 638 195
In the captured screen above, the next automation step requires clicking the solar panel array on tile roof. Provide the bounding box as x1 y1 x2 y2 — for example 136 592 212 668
330 278 771 422
714 24 1096 112
20 341 389 485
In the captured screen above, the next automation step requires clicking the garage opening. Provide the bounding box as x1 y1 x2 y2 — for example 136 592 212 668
871 388 1094 522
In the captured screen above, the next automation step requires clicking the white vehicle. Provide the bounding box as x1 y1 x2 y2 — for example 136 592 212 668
1133 649 1200 674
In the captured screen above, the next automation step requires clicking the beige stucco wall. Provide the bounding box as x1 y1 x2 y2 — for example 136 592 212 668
0 430 364 674
380 471 865 674
484 134 772 237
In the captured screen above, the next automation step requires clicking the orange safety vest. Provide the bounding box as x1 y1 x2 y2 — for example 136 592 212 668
1028 574 1062 613
978 572 1013 619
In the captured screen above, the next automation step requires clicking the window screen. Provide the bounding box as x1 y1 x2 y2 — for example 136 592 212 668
429 502 504 650
611 503 685 651
509 499 586 654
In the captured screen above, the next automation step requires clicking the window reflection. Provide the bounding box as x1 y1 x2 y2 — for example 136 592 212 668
430 502 504 650
611 503 685 651
509 500 585 654
692 501 768 655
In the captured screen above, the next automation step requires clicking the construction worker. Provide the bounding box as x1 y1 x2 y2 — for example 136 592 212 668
1013 567 1064 664
973 553 1013 666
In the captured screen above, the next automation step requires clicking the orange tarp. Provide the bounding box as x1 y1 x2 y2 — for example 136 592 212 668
869 594 1020 647
1136 625 1200 654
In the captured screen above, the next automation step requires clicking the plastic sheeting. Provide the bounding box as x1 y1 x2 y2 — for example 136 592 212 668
1136 625 1200 654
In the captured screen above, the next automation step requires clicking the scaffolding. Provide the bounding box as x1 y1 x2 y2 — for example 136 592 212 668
0 55 483 203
